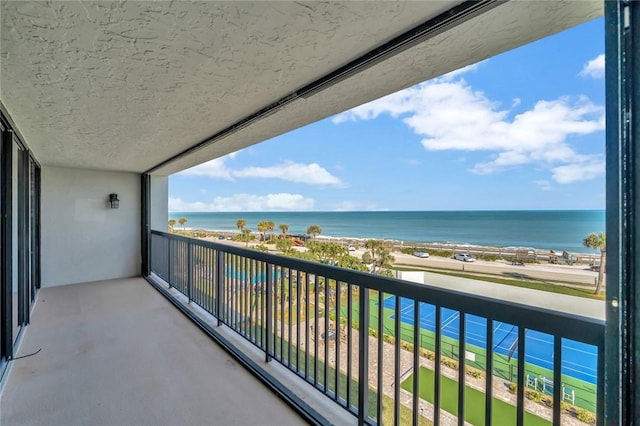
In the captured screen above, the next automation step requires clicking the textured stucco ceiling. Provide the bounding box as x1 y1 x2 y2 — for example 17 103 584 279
0 1 602 175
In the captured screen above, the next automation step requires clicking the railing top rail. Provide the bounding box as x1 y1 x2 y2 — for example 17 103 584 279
152 230 605 347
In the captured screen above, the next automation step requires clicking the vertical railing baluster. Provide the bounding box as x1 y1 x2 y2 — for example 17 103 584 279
216 250 224 326
485 318 493 426
458 312 466 426
288 267 293 367
377 291 383 423
187 240 192 303
251 259 256 343
412 301 420 426
553 335 562 425
358 288 369 425
233 255 238 330
346 283 352 411
596 342 604 426
324 277 329 392
280 267 285 362
394 295 401 426
296 269 301 375
167 237 173 288
434 306 442 426
335 281 341 403
314 274 319 386
265 263 273 363
516 327 526 426
304 271 310 380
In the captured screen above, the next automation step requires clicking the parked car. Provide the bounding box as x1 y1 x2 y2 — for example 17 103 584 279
348 244 356 252
218 235 225 240
412 251 429 258
453 253 475 262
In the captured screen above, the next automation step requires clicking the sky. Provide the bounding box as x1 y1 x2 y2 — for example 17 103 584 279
169 17 605 212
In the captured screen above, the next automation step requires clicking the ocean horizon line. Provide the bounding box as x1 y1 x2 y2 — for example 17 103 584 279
167 210 605 254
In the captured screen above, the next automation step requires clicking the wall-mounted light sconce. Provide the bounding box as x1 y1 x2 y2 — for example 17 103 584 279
109 193 120 209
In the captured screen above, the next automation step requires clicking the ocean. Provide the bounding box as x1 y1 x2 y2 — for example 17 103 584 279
167 210 605 254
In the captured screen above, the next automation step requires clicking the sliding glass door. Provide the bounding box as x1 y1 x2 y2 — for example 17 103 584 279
0 116 40 374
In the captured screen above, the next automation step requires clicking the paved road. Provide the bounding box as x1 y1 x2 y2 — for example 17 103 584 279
390 251 600 286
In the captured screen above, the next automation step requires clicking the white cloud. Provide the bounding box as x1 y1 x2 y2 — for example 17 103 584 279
533 180 552 191
580 54 605 79
551 159 605 184
179 155 340 186
233 162 342 185
179 153 237 179
333 73 605 184
169 193 314 212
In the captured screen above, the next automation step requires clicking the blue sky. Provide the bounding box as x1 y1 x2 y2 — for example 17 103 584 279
169 18 605 212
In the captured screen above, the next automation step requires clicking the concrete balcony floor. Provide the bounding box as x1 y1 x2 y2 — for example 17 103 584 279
0 278 305 426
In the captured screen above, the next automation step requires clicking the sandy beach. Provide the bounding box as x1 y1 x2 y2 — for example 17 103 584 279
198 234 602 288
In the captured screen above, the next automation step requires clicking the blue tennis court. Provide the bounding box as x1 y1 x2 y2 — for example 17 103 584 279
382 296 598 385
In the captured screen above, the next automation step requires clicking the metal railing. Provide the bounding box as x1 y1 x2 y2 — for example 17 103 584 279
149 230 604 426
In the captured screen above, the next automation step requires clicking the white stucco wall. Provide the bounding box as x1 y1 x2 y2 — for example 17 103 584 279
41 167 141 287
150 175 168 232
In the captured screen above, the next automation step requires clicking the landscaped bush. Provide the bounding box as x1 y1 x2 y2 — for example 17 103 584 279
508 382 517 393
465 366 484 379
525 389 544 403
576 408 596 424
401 341 414 352
441 357 458 370
419 348 435 360
476 254 501 262
369 328 378 338
383 334 395 344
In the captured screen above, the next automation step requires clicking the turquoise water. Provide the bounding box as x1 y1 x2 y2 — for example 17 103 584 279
167 210 605 253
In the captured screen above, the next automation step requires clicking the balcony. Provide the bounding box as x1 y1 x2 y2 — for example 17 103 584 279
0 2 636 422
143 231 603 425
0 277 318 425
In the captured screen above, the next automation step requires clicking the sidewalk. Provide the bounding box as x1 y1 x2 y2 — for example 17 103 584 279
398 270 605 321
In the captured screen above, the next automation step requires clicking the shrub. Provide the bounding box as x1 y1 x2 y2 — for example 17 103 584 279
465 366 484 379
352 320 359 330
508 382 517 394
576 408 596 424
383 334 395 344
401 341 414 352
441 357 458 370
369 328 378 338
477 254 501 262
525 389 544 403
419 348 434 360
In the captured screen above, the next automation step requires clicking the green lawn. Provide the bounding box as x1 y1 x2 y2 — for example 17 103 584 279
344 292 597 412
402 367 551 426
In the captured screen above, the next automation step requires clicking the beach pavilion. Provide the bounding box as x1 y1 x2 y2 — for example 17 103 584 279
0 1 636 425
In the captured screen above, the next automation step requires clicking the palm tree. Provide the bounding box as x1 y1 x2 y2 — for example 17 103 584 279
257 221 268 242
241 228 252 247
363 239 395 275
279 223 289 237
236 219 247 232
168 219 176 232
178 217 187 230
266 220 275 241
583 232 606 295
307 224 322 239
